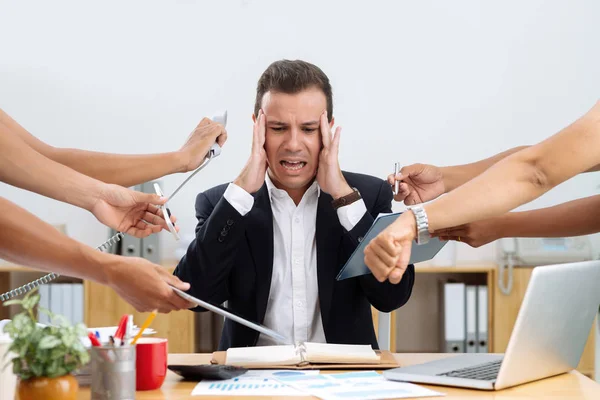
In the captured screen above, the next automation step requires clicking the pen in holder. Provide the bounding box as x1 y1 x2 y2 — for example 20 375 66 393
91 345 136 400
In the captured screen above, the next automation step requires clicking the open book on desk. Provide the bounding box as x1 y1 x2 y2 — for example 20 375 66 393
211 342 400 370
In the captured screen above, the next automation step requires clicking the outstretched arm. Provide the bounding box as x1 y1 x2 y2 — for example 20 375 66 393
433 194 600 247
0 108 227 188
0 197 192 313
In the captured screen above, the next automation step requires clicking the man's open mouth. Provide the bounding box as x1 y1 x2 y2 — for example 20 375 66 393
280 160 307 171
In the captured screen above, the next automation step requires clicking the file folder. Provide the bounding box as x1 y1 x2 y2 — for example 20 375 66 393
477 285 488 352
50 284 63 320
442 282 466 353
72 284 84 325
62 284 73 324
465 285 478 353
38 285 50 325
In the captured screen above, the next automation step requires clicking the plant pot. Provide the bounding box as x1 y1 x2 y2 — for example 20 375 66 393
17 374 78 400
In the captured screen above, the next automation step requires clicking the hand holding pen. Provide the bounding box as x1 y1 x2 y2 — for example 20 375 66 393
387 163 445 205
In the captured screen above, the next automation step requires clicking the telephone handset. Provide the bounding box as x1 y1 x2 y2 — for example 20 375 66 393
497 236 593 295
154 110 227 241
0 111 227 302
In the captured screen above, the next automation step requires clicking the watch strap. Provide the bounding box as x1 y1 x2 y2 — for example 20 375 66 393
331 188 362 210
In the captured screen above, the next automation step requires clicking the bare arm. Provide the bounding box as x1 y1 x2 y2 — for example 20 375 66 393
425 101 600 231
0 196 109 282
440 146 529 191
366 101 600 284
433 195 600 248
0 121 104 211
0 197 192 313
0 109 226 187
0 121 173 236
497 195 600 238
392 147 600 205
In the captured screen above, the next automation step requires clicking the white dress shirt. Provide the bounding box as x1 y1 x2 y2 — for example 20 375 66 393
223 175 367 345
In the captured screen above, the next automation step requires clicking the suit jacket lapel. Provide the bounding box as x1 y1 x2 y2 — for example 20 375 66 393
245 184 274 325
316 192 343 330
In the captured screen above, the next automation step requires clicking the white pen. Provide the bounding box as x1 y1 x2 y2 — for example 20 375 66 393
394 162 400 195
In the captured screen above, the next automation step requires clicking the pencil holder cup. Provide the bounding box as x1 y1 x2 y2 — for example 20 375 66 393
91 345 136 400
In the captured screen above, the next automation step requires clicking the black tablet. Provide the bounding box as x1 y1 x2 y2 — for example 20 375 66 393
336 212 447 280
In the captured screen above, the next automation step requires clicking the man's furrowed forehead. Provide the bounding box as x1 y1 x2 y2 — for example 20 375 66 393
261 88 327 123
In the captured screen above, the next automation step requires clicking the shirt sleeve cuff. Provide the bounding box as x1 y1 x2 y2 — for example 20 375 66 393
337 199 367 231
223 183 254 216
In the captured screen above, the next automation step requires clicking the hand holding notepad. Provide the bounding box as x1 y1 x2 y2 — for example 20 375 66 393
225 342 380 367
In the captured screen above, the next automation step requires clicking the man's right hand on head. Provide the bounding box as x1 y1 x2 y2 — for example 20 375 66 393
233 109 268 194
387 163 445 205
104 256 195 313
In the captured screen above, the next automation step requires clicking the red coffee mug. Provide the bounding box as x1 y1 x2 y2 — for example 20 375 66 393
135 338 168 391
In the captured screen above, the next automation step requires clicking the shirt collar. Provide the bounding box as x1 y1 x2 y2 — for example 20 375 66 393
264 172 321 202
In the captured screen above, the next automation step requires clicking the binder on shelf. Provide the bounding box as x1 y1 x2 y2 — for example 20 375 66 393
50 284 63 320
72 283 84 325
442 282 466 353
62 284 73 324
476 285 489 353
465 285 478 353
38 285 50 325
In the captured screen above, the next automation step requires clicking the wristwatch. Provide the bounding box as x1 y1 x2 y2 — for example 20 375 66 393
409 204 430 244
331 187 362 210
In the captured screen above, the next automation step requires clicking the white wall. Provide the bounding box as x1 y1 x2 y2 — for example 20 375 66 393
1 0 599 262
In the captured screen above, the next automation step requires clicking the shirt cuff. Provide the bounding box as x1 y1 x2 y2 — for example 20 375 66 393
337 199 367 231
223 183 254 216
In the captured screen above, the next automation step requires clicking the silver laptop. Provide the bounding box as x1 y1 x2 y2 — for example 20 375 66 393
384 260 600 390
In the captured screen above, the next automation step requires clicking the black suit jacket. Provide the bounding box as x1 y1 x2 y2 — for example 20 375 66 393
174 171 415 350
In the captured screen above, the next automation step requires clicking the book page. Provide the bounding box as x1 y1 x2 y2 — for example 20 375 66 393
303 342 380 364
226 345 301 366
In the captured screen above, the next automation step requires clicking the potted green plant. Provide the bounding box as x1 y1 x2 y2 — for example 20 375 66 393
2 289 90 400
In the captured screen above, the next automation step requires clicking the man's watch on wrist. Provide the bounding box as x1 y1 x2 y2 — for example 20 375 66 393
331 187 362 210
409 204 431 244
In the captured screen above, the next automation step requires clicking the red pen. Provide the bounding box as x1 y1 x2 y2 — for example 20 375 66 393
88 331 102 347
114 315 129 343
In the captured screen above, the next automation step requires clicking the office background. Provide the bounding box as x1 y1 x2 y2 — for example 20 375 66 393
1 0 599 380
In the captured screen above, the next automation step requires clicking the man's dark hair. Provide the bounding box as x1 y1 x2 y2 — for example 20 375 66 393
254 60 333 122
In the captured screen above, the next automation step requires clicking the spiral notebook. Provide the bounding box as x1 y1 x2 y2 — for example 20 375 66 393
211 342 399 370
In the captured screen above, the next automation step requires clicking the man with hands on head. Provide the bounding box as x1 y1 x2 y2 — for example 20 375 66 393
364 101 600 283
1 108 227 312
174 60 415 350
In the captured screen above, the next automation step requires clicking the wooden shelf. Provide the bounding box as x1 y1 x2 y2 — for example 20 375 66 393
414 263 496 274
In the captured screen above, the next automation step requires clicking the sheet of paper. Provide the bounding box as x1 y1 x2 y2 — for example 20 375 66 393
274 371 445 400
303 342 379 363
226 344 299 365
191 369 320 397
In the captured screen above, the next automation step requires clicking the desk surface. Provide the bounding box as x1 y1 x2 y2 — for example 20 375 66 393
77 353 600 399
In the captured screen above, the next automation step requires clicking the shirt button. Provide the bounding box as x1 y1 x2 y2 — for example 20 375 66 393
358 236 364 243
296 301 303 307
295 217 300 223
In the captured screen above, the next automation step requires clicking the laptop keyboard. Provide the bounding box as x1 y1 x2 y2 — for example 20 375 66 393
437 359 502 381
